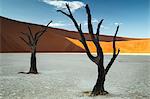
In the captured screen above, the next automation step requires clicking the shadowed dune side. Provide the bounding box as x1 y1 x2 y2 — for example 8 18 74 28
66 37 150 53
0 16 84 52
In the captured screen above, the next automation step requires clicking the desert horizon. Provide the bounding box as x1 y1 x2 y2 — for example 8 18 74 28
0 16 149 53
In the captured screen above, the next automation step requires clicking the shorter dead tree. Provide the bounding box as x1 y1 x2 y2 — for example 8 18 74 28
19 21 52 74
58 4 120 96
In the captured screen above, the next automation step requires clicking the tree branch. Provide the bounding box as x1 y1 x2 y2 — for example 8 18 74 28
105 26 120 75
113 26 119 55
20 32 32 45
34 21 52 45
85 5 94 40
57 4 96 62
85 4 104 60
19 36 31 47
57 4 80 32
57 10 70 17
95 19 104 59
79 24 96 62
96 19 104 41
57 4 85 40
21 32 29 36
28 26 34 41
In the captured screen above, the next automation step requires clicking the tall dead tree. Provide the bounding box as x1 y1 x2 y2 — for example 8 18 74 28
58 4 120 96
19 21 52 74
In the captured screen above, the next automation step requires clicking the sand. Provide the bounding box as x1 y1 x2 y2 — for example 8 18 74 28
1 16 146 53
66 37 150 53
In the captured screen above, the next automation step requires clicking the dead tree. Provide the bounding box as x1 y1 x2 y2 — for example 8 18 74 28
19 21 52 74
58 4 120 96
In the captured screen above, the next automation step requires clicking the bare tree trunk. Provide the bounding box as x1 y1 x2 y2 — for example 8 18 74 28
91 62 108 95
28 49 38 74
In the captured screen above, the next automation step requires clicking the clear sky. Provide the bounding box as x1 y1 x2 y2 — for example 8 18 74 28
1 0 149 38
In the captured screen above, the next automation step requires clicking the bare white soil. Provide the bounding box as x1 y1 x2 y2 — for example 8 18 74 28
0 53 150 99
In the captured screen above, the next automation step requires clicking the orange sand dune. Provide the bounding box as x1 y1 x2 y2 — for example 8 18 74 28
66 37 150 53
0 16 149 53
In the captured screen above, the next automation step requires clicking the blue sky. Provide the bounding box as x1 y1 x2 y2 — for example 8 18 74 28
0 0 149 38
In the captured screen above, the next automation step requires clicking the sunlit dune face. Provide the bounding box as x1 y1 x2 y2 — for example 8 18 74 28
66 37 150 53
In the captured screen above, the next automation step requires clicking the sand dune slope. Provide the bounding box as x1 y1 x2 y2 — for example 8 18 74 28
66 37 150 53
0 16 149 53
